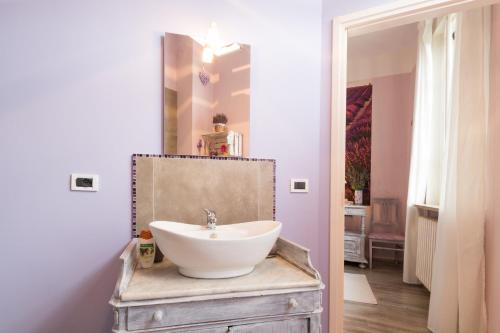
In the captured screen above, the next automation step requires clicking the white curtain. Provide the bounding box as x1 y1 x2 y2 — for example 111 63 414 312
428 7 490 333
403 19 447 284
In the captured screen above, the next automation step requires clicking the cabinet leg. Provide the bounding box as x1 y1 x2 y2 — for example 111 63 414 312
359 263 367 269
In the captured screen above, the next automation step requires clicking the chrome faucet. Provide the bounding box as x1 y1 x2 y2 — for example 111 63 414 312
203 209 217 230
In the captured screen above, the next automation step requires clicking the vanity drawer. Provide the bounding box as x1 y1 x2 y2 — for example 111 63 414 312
126 291 320 331
228 318 309 332
345 206 366 216
344 235 361 256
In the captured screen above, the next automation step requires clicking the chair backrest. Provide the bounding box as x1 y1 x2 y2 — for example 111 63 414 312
370 198 400 235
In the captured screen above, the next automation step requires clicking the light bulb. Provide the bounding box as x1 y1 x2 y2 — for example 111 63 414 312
202 46 214 64
206 22 220 48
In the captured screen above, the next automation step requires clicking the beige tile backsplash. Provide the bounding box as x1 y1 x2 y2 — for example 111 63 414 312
133 156 275 236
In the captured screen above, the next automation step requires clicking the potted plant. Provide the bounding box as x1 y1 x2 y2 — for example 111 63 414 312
346 165 369 205
212 113 228 133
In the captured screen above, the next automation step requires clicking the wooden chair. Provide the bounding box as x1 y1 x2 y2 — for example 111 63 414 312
368 198 405 269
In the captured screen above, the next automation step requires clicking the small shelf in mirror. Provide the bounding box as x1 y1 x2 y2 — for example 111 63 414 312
201 131 243 157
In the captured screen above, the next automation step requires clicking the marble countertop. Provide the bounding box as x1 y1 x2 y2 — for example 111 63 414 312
120 256 320 302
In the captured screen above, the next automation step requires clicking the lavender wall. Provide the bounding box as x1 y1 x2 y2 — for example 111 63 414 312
0 1 321 332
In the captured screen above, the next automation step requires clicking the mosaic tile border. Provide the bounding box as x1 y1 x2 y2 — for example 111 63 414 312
131 154 277 237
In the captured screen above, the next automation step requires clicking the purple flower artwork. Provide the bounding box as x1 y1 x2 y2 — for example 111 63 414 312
346 84 372 204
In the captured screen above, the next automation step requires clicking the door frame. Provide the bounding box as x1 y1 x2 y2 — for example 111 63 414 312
329 0 499 332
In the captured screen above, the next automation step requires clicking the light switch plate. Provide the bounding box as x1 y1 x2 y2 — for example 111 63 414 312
70 174 99 192
290 179 309 193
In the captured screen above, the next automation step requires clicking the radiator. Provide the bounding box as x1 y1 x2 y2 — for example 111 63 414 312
415 215 438 291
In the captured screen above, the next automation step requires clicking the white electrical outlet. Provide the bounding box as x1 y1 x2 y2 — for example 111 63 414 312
70 174 99 192
290 179 309 193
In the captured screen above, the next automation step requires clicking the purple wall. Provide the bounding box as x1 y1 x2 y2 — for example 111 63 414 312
0 1 321 332
0 0 400 332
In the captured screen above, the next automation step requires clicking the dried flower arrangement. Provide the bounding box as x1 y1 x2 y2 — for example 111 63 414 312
346 165 369 191
345 138 370 191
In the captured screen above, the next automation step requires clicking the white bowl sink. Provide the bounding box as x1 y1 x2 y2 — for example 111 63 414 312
149 220 282 279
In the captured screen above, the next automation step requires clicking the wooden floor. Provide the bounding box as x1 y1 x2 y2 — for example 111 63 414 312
344 261 431 333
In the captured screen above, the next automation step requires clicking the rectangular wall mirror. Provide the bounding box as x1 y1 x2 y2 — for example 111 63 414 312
163 32 251 157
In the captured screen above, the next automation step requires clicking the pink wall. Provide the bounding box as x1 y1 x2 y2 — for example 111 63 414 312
486 4 500 333
370 73 414 233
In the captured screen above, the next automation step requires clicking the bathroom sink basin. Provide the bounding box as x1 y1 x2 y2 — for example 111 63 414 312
149 220 282 279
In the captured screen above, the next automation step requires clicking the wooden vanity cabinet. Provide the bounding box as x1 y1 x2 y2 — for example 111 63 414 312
110 238 323 333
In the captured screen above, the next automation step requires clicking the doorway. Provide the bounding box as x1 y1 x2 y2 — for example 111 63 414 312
328 1 498 332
